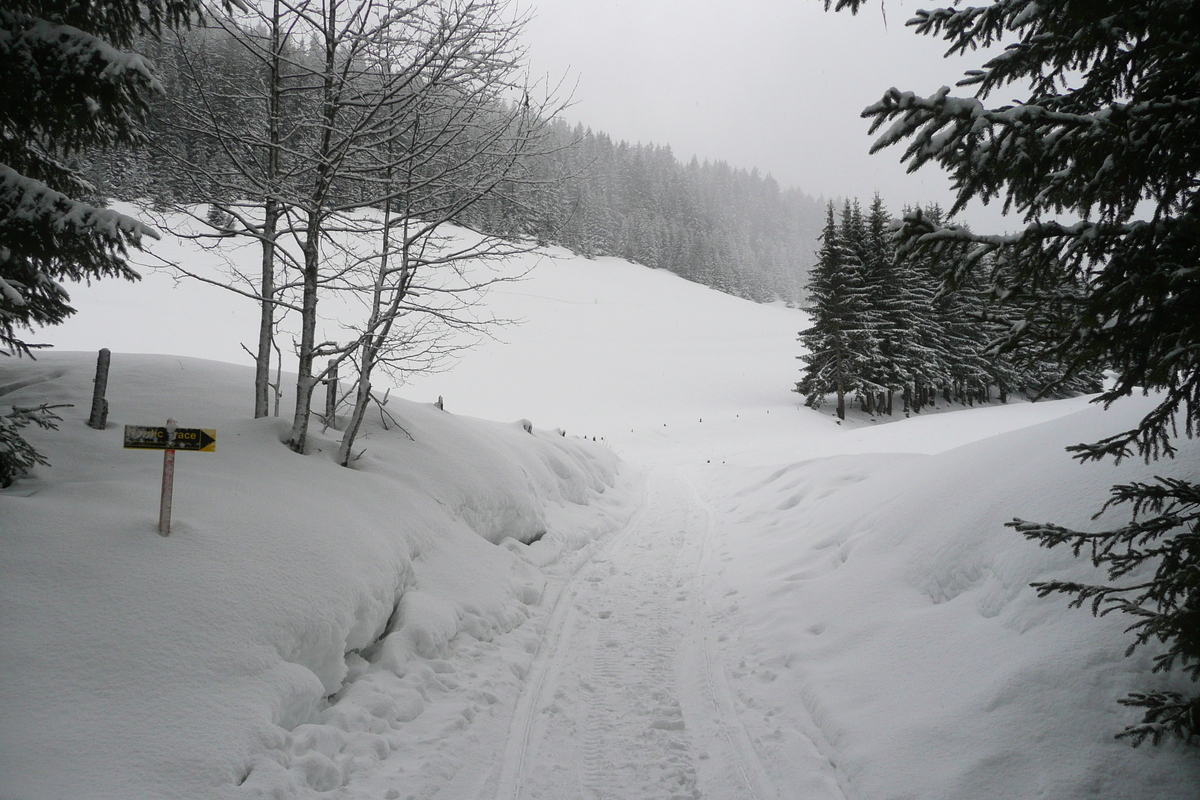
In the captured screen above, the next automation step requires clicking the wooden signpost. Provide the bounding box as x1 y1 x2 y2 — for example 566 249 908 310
124 419 216 536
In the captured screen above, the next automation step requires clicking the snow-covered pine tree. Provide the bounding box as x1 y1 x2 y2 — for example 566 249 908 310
867 201 939 414
838 200 887 412
3 2 171 356
856 193 912 415
976 245 1104 402
796 202 879 420
0 0 222 481
928 236 994 406
834 0 1200 744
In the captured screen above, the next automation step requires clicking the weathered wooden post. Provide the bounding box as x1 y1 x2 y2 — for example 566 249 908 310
325 361 338 428
87 348 110 429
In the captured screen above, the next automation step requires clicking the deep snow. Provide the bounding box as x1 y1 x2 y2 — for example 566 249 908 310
0 352 638 800
3 212 1199 799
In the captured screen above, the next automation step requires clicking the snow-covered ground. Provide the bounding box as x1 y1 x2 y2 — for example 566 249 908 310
3 213 1198 799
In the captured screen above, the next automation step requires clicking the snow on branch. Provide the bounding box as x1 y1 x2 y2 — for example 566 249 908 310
9 17 161 90
0 165 159 242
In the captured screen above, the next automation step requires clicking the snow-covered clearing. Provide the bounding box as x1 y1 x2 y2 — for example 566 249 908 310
4 212 1199 799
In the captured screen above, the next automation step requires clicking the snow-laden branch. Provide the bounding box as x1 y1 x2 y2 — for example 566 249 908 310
0 165 159 243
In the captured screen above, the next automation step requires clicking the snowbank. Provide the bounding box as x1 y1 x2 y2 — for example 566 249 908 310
699 394 1200 799
0 352 636 800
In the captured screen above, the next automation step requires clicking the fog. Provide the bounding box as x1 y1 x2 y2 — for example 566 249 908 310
520 0 1013 231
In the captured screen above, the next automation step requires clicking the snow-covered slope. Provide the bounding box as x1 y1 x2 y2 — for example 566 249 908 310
0 353 636 800
6 211 1199 799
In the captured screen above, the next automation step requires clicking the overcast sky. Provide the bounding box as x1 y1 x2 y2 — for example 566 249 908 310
518 0 1012 231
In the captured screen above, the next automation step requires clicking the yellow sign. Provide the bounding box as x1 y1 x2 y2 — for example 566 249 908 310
123 425 216 452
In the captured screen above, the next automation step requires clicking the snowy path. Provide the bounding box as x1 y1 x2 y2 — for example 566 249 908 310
483 470 844 800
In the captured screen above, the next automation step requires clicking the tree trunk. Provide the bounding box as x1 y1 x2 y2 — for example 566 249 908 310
254 198 278 418
337 377 370 466
835 349 845 420
335 114 407 466
287 224 321 453
286 0 338 454
324 360 339 428
254 0 284 419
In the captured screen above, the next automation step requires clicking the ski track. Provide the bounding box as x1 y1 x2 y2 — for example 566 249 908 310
487 468 845 800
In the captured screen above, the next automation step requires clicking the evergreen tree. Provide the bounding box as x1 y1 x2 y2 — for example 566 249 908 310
837 200 886 408
796 202 878 419
0 0 223 482
1 0 198 356
835 0 1200 744
510 124 823 303
857 194 894 409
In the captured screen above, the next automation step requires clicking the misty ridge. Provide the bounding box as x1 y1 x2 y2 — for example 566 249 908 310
75 18 827 309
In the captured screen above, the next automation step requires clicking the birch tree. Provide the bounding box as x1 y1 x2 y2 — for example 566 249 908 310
150 4 309 418
265 0 555 455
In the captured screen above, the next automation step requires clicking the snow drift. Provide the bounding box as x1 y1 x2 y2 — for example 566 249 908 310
698 394 1200 799
0 352 636 800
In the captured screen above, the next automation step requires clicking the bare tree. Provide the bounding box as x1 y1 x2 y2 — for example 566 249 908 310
146 0 563 455
147 1 312 418
269 0 563 455
325 4 562 465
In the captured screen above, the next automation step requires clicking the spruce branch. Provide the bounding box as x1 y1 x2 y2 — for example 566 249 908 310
1116 691 1200 747
1008 475 1200 743
0 403 73 487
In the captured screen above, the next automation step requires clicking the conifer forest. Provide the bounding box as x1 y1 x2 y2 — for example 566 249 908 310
795 196 1101 421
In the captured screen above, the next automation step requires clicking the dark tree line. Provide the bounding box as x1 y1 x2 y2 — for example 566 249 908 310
796 195 1099 420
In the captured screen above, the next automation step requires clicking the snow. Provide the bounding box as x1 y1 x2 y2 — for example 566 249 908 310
0 352 634 800
0 168 148 239
4 209 1199 799
697 396 1198 799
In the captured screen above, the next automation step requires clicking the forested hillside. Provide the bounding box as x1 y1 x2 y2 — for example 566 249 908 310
474 121 825 303
76 23 823 304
